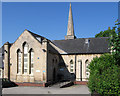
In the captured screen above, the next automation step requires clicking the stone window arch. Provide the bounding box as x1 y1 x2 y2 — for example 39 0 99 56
23 42 29 74
17 49 21 74
70 59 74 73
29 48 34 74
85 59 90 78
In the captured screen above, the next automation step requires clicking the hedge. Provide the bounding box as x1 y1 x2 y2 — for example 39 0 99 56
88 54 120 95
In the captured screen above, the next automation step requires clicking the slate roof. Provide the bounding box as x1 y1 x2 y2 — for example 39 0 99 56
28 30 47 41
28 30 44 39
52 37 110 54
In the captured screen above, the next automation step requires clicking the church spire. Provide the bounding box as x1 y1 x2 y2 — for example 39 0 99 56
65 3 76 40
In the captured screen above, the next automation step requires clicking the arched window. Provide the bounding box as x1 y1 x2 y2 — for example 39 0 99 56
23 42 28 74
17 49 21 74
78 60 82 81
52 59 54 64
85 59 90 78
30 49 34 74
55 59 57 64
70 59 74 73
53 57 57 64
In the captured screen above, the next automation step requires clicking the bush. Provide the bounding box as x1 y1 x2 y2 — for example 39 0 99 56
88 54 120 95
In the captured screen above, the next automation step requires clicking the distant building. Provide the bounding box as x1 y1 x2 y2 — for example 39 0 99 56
0 3 110 86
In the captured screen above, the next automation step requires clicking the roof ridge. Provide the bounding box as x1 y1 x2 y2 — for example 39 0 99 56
52 37 109 41
52 37 110 54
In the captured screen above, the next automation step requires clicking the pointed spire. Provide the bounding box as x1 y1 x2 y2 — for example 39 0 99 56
65 3 76 40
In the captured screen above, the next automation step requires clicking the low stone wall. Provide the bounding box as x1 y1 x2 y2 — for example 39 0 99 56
74 81 88 85
15 82 46 87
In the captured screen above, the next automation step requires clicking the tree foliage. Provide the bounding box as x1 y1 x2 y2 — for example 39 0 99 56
109 23 120 65
95 28 116 38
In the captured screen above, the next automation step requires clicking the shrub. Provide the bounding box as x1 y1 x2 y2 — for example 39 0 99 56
88 54 120 95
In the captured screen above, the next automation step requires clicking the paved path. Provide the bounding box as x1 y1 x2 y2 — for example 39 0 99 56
2 85 91 94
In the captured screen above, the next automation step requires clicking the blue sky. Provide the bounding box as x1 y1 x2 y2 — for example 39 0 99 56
2 2 118 45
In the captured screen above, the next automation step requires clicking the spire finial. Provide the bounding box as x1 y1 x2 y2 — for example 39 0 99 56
65 3 76 40
70 2 71 7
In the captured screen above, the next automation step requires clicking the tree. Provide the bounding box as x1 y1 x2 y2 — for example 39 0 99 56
109 21 120 65
95 27 116 38
88 22 120 95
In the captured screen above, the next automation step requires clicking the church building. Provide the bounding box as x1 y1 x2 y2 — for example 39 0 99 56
0 3 110 86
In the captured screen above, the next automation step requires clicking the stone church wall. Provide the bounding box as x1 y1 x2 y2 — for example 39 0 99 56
9 30 47 83
61 54 101 81
46 42 59 83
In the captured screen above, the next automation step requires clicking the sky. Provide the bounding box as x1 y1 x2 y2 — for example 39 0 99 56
2 2 118 45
